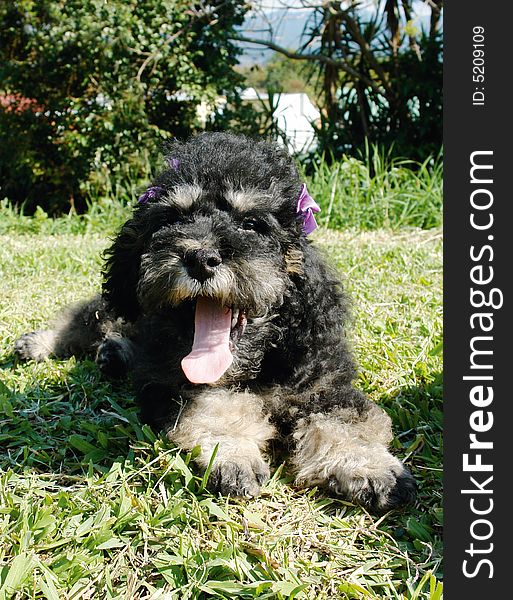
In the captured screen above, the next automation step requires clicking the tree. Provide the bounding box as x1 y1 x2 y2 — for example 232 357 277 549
237 53 318 95
235 0 443 161
0 0 250 213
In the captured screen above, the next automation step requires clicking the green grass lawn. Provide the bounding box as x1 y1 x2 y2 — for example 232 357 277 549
0 224 442 599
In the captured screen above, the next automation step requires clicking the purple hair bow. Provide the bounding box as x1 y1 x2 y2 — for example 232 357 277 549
296 183 321 235
138 185 164 204
167 157 181 170
138 158 180 204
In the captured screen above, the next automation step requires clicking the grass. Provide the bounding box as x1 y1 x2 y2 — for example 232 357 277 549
0 212 442 598
0 199 129 237
304 149 442 231
1 145 443 234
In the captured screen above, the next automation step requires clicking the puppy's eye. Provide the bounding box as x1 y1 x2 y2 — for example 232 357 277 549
241 217 265 232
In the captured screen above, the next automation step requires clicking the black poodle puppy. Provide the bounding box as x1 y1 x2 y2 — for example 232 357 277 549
15 132 416 511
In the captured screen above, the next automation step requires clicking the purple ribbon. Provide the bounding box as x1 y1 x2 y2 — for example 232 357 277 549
138 186 164 204
138 158 181 203
167 157 181 170
296 183 321 235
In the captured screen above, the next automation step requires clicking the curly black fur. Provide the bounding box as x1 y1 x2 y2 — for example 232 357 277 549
15 132 416 512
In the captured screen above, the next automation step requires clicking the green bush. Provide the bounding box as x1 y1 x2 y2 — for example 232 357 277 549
304 146 443 230
312 35 443 164
0 0 250 214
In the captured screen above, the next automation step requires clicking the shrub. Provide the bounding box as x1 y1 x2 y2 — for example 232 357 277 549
0 0 250 214
304 146 443 230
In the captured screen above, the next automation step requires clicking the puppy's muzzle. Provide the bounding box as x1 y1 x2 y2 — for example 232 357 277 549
184 249 222 283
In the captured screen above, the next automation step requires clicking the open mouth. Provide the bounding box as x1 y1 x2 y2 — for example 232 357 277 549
180 297 247 384
229 307 247 351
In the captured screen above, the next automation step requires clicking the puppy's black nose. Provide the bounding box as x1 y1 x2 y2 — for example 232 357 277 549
185 248 222 282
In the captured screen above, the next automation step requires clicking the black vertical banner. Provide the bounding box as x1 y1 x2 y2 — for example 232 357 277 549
444 2 511 596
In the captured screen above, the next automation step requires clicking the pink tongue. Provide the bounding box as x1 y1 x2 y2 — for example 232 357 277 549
181 297 233 384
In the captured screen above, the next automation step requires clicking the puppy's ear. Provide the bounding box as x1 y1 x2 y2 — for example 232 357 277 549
102 218 143 321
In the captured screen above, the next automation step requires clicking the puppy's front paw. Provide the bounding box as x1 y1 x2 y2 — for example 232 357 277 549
208 457 270 498
14 330 54 361
95 336 133 378
329 462 417 512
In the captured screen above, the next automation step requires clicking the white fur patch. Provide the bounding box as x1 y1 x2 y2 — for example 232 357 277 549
291 405 405 507
168 265 236 307
169 388 275 469
225 188 269 211
164 184 202 209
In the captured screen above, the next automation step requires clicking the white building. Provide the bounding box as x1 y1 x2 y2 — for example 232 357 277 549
240 88 320 155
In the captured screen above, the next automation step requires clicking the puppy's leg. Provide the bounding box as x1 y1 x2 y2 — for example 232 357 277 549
14 297 102 361
14 329 59 362
290 387 416 512
15 295 131 376
169 389 275 498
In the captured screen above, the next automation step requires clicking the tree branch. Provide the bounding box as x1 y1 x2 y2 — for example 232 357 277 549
231 34 385 95
336 9 393 95
400 0 422 60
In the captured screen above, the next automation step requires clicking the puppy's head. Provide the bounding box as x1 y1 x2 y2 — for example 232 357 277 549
103 132 315 383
